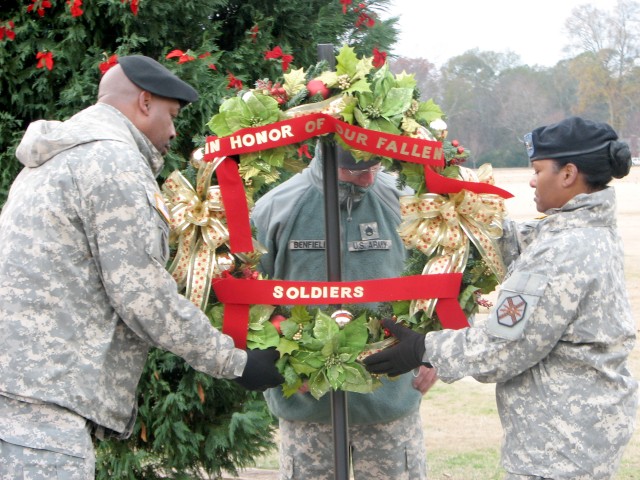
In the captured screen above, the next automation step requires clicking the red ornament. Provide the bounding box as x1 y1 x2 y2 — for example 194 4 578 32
270 314 286 334
457 146 465 154
307 79 329 99
451 139 459 147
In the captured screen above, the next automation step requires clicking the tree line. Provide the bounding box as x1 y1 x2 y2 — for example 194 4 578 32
390 0 640 168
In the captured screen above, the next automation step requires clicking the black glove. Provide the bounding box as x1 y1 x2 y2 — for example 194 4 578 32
234 348 285 392
363 318 427 377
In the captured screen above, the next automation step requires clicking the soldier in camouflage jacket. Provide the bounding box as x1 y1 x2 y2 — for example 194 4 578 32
0 55 282 479
365 116 639 479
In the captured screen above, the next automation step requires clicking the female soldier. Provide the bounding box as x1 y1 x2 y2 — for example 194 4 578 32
365 116 639 479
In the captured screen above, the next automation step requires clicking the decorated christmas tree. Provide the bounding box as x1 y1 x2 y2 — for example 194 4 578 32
0 1 400 478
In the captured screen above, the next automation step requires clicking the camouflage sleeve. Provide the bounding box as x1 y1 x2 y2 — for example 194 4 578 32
424 269 571 384
499 218 541 270
82 169 246 379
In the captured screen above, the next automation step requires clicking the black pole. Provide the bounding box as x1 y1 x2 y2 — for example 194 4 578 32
317 43 350 480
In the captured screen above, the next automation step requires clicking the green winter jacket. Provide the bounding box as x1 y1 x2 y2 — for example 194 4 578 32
251 151 422 425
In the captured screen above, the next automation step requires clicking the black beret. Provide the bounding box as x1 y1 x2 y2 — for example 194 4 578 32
336 144 380 170
118 55 198 106
524 116 617 161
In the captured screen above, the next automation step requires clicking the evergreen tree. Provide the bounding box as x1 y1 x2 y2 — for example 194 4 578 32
0 1 398 478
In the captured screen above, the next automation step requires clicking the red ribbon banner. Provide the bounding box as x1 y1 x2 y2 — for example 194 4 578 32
215 157 253 253
213 273 468 349
203 113 445 167
203 112 512 252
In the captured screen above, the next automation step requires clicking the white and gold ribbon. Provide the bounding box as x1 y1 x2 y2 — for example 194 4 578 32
161 158 234 310
398 164 507 318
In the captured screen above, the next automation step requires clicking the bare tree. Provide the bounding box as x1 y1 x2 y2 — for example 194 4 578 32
564 0 640 132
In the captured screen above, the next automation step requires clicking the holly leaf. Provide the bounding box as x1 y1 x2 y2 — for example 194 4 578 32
394 71 418 90
283 67 307 96
415 99 444 125
344 77 371 94
277 337 300 356
290 304 313 324
401 117 422 136
281 381 303 398
335 45 359 77
317 71 338 88
353 56 374 82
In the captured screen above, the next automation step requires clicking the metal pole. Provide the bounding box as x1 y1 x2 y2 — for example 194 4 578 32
317 43 350 480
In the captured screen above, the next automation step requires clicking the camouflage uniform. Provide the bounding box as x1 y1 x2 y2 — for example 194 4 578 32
0 103 247 477
424 187 639 479
278 409 425 480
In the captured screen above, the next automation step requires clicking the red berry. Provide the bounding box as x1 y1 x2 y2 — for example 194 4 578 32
457 146 465 154
451 139 459 147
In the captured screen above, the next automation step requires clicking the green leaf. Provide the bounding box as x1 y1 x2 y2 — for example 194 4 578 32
280 319 299 339
370 63 395 99
291 351 326 370
277 337 300 356
367 117 401 135
392 300 411 316
308 370 331 399
284 67 308 96
380 88 414 118
335 45 359 77
290 305 313 324
415 99 445 125
247 323 280 349
243 92 281 124
341 318 369 350
320 335 340 357
281 380 303 398
313 311 339 341
394 71 418 90
344 78 372 95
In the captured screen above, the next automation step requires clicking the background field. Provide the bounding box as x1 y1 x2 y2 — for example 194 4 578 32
237 167 640 480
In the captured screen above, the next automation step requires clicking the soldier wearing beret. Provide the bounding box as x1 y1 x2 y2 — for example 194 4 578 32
364 116 639 479
0 55 283 478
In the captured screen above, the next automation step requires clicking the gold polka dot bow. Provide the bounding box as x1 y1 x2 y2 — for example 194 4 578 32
161 158 234 310
398 164 507 319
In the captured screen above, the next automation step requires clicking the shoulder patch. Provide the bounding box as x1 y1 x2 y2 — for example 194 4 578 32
487 272 549 341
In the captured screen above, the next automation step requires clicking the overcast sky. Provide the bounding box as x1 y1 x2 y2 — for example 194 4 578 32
385 0 619 66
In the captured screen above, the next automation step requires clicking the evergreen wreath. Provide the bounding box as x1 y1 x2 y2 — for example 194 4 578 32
163 45 508 400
